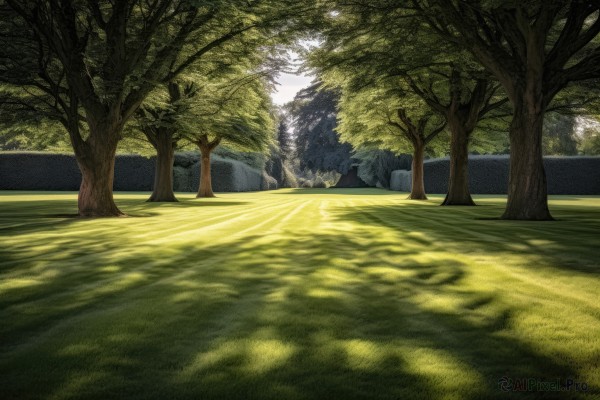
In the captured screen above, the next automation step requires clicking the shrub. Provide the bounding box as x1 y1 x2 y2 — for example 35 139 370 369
261 171 278 190
355 149 412 188
389 170 412 192
299 178 313 188
312 176 327 188
0 152 80 190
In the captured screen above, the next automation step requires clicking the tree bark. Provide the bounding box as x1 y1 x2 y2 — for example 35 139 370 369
197 145 215 198
148 133 177 202
196 135 221 198
409 142 427 200
502 98 553 220
76 141 123 217
442 122 475 206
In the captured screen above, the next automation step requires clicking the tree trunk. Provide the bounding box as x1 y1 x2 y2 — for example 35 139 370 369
148 134 177 202
409 143 427 200
197 146 215 198
76 141 123 217
442 122 475 206
502 100 552 220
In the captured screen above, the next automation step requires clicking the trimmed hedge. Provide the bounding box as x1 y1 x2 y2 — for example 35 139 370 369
260 171 278 191
114 156 155 191
0 152 82 190
389 155 600 194
389 170 412 193
0 152 264 192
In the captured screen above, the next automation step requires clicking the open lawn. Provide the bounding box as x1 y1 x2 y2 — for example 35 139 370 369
1 189 599 400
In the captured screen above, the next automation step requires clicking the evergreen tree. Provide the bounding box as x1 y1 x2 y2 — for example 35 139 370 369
290 82 353 175
276 118 293 160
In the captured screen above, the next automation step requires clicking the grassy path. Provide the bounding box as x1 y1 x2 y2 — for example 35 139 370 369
1 189 599 399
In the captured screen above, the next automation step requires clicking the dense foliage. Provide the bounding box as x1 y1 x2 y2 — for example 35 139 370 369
290 82 353 175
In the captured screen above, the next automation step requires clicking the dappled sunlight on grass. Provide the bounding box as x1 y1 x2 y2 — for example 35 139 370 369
0 189 599 399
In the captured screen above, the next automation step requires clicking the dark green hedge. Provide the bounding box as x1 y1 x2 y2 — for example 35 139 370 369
0 152 263 192
390 155 600 194
0 152 82 190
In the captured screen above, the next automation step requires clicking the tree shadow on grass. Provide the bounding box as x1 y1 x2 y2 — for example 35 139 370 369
0 228 593 400
0 197 249 235
0 194 248 217
328 201 600 276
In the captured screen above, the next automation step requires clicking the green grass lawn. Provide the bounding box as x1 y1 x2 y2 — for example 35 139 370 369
1 189 599 400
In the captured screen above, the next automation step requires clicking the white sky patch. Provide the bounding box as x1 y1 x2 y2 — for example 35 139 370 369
271 71 313 105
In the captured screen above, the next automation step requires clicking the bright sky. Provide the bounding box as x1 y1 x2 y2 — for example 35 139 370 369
270 44 318 106
271 71 313 106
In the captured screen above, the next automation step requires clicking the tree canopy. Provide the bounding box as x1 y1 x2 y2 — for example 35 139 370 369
0 0 308 215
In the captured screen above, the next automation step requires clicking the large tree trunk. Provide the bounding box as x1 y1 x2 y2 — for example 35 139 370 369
442 122 475 206
148 133 177 202
197 146 215 198
409 143 427 200
502 99 552 220
76 141 123 217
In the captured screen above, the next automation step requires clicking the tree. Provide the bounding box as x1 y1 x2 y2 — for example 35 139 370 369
335 84 447 199
413 0 600 219
276 118 293 160
308 4 508 204
3 0 304 216
135 82 192 202
398 67 508 204
174 73 276 198
290 82 354 175
135 40 279 202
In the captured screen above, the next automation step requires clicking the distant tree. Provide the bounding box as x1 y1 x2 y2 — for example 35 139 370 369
578 118 600 155
276 118 293 160
290 82 354 175
264 112 298 188
543 114 578 156
335 82 447 199
178 74 276 198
